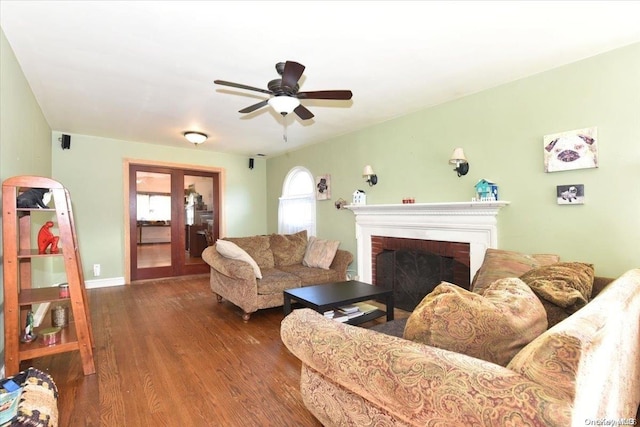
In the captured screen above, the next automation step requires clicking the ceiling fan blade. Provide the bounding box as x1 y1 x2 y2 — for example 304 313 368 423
294 104 314 120
239 100 268 114
281 61 305 90
214 80 273 95
297 90 353 100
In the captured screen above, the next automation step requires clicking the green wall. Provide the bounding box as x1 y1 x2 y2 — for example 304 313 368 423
51 133 267 281
267 43 640 278
0 30 52 180
0 29 52 371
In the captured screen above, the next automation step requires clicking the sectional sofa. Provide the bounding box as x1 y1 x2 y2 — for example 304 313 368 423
281 250 640 426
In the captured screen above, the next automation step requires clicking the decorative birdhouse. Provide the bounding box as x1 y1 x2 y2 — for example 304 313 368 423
474 179 498 201
352 190 367 205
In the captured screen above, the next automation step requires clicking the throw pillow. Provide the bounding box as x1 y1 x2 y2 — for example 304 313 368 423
471 248 560 294
302 236 340 270
225 235 275 269
403 278 548 366
215 239 262 279
270 230 308 266
519 262 595 327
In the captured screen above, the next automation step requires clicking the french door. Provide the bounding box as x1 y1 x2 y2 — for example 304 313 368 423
129 164 220 281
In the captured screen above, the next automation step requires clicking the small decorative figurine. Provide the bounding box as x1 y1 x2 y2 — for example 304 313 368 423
38 221 60 254
352 190 367 205
474 179 499 201
21 310 37 343
16 187 51 208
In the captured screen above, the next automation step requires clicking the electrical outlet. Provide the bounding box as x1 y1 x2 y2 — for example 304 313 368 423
93 264 101 277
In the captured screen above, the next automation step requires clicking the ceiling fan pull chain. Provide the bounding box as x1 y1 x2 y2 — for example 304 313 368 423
283 119 288 142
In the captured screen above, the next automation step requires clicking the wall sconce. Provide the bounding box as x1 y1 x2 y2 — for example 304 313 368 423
184 131 208 145
449 148 469 177
363 165 378 186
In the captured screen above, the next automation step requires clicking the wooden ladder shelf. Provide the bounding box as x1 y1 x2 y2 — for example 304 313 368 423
2 176 95 376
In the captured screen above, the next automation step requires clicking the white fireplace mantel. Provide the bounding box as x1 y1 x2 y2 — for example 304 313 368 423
345 201 510 284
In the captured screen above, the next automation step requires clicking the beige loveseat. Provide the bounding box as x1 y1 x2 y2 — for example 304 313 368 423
281 257 640 426
202 231 353 321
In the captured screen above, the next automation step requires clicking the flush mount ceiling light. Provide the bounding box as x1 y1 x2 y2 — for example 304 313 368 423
267 96 300 116
184 131 208 145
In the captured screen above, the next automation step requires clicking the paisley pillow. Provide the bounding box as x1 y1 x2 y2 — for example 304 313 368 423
403 278 547 366
215 239 262 279
270 230 308 266
519 262 594 327
471 248 560 294
224 234 275 269
303 236 339 270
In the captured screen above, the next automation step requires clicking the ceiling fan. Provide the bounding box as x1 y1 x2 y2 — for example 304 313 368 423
214 61 353 120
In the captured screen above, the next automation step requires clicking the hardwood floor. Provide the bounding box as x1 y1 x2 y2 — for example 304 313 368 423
24 275 325 426
136 243 205 268
27 278 635 425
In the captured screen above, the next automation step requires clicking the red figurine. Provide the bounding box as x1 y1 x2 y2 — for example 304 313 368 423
38 221 60 254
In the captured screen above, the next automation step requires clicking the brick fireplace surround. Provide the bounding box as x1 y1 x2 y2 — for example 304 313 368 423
345 201 510 285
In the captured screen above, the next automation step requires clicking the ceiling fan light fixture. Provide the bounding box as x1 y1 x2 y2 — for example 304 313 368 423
184 131 208 145
268 95 300 115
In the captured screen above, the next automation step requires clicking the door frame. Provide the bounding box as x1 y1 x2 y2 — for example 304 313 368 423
123 158 226 283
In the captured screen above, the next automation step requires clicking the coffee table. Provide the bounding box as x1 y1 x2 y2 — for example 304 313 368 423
283 280 394 326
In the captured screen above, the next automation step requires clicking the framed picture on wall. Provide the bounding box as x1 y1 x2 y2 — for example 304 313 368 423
543 127 598 173
316 174 331 200
557 184 584 205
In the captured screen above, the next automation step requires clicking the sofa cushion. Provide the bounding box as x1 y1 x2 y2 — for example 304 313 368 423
225 235 275 269
270 230 308 267
403 278 548 366
471 248 560 294
278 264 340 285
303 236 340 270
256 268 302 295
519 262 595 327
215 239 262 279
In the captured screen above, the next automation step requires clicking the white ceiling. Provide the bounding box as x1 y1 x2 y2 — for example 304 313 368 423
2 1 640 157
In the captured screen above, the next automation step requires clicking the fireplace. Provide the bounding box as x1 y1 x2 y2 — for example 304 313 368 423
374 236 470 311
345 201 509 289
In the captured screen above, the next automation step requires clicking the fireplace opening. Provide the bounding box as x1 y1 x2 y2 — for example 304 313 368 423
376 249 471 311
371 236 471 312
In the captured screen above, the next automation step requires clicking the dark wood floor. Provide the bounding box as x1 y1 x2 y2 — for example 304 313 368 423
22 276 639 425
24 275 332 426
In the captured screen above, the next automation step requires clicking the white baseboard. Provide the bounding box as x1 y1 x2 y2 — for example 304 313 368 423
85 277 125 289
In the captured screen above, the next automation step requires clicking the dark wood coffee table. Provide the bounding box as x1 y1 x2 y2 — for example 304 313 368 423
283 280 394 326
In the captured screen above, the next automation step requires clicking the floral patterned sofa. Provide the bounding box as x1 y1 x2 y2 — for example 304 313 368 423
281 251 640 426
202 231 353 321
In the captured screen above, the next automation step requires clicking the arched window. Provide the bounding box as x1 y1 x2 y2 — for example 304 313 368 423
278 167 316 235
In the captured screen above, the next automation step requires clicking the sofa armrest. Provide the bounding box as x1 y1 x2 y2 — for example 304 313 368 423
591 276 614 298
329 249 353 278
201 246 255 281
281 309 571 427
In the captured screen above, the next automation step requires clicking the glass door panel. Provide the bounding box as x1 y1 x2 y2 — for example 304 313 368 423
131 169 175 280
136 172 172 268
184 175 214 265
